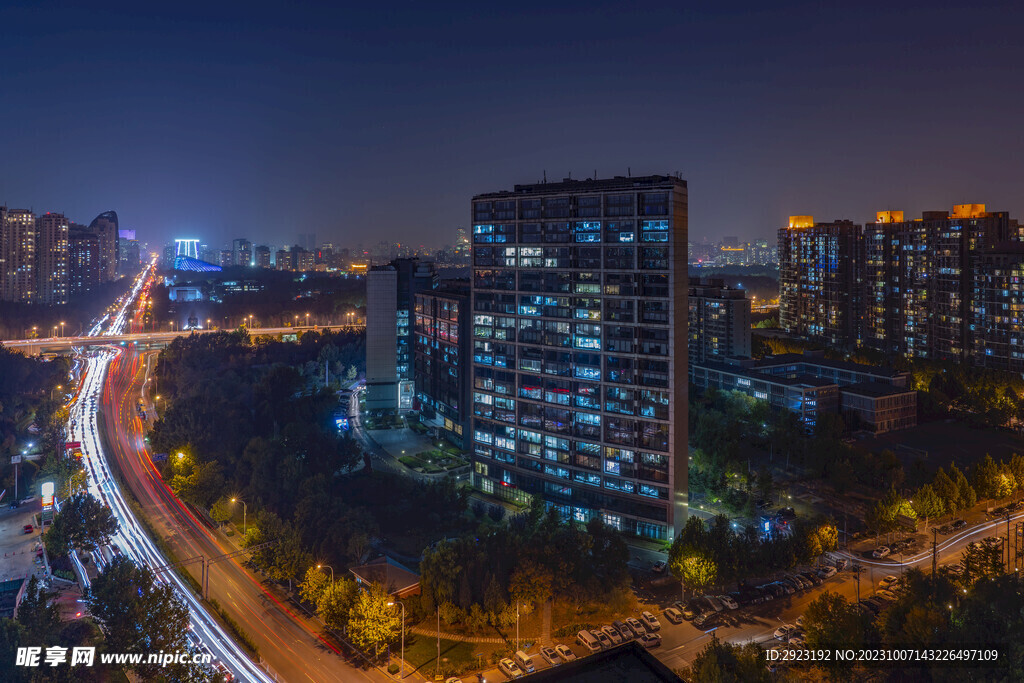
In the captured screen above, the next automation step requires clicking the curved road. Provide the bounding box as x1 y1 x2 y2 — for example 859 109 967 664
97 348 390 682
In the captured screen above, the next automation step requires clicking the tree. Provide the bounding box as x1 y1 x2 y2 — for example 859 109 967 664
912 484 943 526
685 635 770 683
932 467 958 513
299 565 330 606
16 576 60 646
210 497 233 526
972 454 1002 501
317 578 359 632
347 582 401 657
671 552 717 597
803 591 874 651
45 493 119 555
88 556 207 680
508 559 553 609
169 460 225 509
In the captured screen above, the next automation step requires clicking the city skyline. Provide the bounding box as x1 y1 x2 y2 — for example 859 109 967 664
1 2 1022 248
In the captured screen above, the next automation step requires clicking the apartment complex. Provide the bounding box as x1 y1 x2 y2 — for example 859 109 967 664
0 208 37 303
778 216 863 349
469 175 688 541
688 277 751 365
88 211 119 282
414 281 471 447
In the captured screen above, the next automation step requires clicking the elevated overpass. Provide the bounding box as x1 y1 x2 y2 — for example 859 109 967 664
1 324 364 356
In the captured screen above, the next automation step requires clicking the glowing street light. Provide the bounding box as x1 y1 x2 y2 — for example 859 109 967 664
316 563 334 582
231 497 248 534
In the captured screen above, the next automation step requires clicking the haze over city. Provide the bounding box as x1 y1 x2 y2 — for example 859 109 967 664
2 0 1022 247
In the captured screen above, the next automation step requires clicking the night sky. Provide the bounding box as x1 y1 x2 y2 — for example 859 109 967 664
1 1 1022 249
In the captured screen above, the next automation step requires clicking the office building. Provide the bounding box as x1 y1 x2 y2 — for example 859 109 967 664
232 238 252 267
89 211 119 282
469 175 688 541
69 225 101 295
414 280 470 447
688 278 751 365
392 258 438 410
691 352 916 434
118 229 141 275
36 213 69 305
0 208 36 303
254 245 271 268
366 266 399 411
778 216 863 349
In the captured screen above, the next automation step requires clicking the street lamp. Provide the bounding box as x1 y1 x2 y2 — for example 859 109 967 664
387 600 406 679
231 497 248 535
60 321 65 338
306 312 310 326
316 563 334 582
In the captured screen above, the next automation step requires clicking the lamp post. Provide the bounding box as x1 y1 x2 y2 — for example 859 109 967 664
387 600 406 679
231 497 248 535
316 563 334 582
60 321 65 338
306 312 310 327
51 384 63 400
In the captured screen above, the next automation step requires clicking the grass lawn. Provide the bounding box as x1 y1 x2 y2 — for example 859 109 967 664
403 634 500 677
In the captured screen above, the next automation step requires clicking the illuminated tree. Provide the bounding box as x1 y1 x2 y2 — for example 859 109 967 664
671 552 718 597
346 582 401 657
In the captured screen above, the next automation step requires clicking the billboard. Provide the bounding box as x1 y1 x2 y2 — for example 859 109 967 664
41 481 55 509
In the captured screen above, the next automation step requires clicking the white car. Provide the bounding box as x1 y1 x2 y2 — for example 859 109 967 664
625 617 646 638
878 575 900 590
789 634 806 647
774 625 798 640
592 629 612 648
555 644 577 663
875 589 898 602
498 658 523 679
795 615 805 628
641 611 661 631
872 546 891 559
539 646 560 666
717 595 739 610
601 625 622 645
703 595 724 612
818 566 837 579
663 607 684 624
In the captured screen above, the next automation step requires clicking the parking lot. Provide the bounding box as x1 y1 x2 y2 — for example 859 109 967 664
0 498 47 584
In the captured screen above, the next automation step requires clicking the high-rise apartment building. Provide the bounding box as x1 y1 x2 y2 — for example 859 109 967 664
414 281 471 447
232 238 252 267
392 258 438 410
863 205 1016 361
0 208 36 303
89 211 119 282
778 216 863 349
69 225 101 295
688 278 751 366
366 266 399 411
254 245 271 268
469 175 688 541
36 213 69 305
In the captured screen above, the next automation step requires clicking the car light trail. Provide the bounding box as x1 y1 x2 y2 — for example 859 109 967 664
63 264 273 682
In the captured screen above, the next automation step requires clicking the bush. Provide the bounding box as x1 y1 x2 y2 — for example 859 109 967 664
387 663 399 674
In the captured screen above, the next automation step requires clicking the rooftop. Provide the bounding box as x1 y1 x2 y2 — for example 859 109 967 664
527 641 681 682
474 174 685 200
841 381 916 398
756 352 903 378
349 556 420 597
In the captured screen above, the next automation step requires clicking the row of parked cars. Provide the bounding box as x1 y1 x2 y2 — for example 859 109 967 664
576 611 663 653
495 645 578 680
857 574 904 617
671 566 838 627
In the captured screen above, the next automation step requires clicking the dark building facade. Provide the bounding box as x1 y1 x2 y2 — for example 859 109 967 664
414 281 471 447
69 225 101 295
88 211 119 282
688 277 751 366
470 175 688 541
778 216 863 349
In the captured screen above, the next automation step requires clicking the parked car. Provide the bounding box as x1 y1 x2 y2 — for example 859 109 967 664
641 611 661 631
872 546 891 559
498 658 523 679
717 595 739 610
555 644 576 663
878 575 900 590
539 646 560 667
576 630 601 653
625 618 646 638
680 601 701 620
703 595 724 612
800 571 822 586
952 520 967 531
514 651 535 674
639 633 662 649
601 625 622 645
864 597 888 613
774 580 795 595
22 524 33 534
592 629 612 648
663 607 684 624
777 507 797 521
818 566 837 579
651 560 667 574
795 615 804 628
754 585 774 601
936 524 952 535
789 634 806 647
613 620 634 640
875 589 898 602
774 625 798 641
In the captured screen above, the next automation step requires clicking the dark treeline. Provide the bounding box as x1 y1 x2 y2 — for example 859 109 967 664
0 277 133 339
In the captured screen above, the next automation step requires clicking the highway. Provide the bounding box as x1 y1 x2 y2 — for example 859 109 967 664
64 263 276 681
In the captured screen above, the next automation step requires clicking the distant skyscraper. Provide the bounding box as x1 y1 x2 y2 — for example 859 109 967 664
219 249 233 269
0 208 36 303
470 175 689 540
36 213 69 305
89 211 119 282
117 229 140 275
231 238 252 267
70 225 101 295
298 233 317 252
778 216 862 349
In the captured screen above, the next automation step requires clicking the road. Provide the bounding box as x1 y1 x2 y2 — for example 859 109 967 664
95 347 401 683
